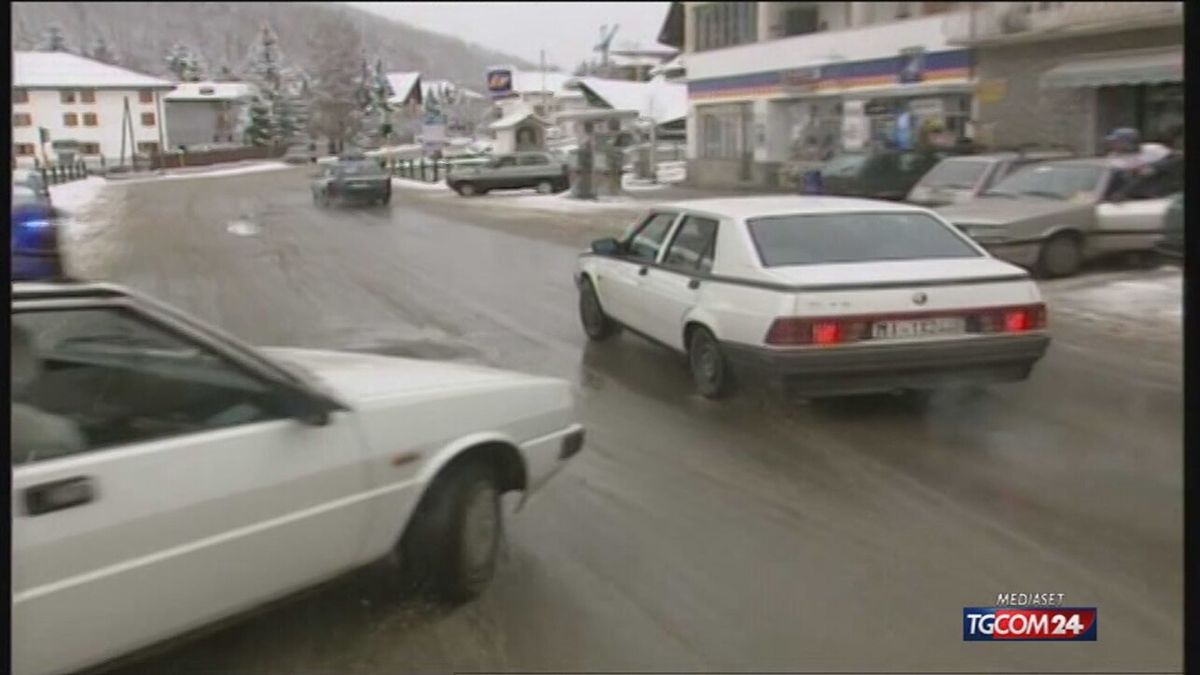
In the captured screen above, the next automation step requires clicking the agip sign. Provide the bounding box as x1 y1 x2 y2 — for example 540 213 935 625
486 67 514 99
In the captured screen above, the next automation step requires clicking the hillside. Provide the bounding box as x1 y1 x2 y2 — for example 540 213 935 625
11 1 538 88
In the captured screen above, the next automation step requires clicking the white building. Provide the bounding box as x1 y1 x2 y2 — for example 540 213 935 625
13 51 175 168
163 81 259 149
659 2 974 189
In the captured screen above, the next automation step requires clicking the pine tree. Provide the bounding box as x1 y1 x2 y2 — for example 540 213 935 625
246 24 283 92
89 36 117 64
181 50 206 82
165 43 197 81
37 25 68 52
244 97 273 147
214 65 238 82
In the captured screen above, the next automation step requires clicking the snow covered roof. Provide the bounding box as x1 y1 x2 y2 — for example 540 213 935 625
649 54 685 78
570 76 687 125
14 51 174 89
385 72 422 104
488 105 550 130
164 81 258 102
508 70 576 96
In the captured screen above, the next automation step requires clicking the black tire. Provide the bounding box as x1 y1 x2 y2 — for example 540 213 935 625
458 182 477 197
579 278 620 341
1037 233 1083 278
380 190 391 206
397 461 501 603
535 179 554 195
688 326 735 399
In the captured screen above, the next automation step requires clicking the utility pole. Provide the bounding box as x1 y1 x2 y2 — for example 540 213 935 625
119 96 130 170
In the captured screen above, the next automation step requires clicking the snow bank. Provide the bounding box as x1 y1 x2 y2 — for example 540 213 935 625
114 161 293 184
392 177 450 192
1044 269 1182 326
48 176 107 217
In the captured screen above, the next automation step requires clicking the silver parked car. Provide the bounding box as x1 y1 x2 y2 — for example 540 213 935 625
446 151 570 196
936 155 1183 277
907 149 1074 207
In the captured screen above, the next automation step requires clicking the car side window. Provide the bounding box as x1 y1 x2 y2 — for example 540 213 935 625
518 154 550 166
663 216 719 273
11 307 290 466
494 156 518 168
1119 159 1184 201
625 213 678 263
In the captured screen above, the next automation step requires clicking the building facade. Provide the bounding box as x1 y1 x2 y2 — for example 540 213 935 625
163 82 258 149
664 2 971 189
946 2 1183 156
13 51 174 168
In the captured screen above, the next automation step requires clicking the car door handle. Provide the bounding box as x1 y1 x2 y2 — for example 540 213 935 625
687 279 701 290
24 476 96 516
638 266 649 276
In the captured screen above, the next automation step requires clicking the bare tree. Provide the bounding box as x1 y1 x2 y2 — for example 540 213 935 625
309 13 365 153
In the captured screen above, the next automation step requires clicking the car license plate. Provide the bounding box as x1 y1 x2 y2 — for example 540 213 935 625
873 317 965 339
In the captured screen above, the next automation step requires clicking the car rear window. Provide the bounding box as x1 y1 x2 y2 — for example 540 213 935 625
822 153 867 177
338 161 382 175
747 212 981 266
916 159 991 190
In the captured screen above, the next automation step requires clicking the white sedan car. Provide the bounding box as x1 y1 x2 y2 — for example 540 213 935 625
575 197 1051 399
11 281 584 675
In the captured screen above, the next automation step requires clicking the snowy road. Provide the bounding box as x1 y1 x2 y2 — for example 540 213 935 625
65 166 1181 674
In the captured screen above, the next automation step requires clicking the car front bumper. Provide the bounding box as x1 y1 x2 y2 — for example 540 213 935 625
722 333 1051 397
517 423 585 509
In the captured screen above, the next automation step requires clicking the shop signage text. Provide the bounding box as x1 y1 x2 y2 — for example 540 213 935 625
781 67 821 91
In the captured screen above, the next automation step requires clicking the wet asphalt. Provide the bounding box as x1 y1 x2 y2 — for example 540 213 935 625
70 167 1182 674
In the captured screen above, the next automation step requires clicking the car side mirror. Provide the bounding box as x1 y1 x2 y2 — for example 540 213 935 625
282 388 331 426
591 237 622 256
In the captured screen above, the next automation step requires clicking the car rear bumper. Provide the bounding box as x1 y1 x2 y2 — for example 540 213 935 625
722 333 1050 397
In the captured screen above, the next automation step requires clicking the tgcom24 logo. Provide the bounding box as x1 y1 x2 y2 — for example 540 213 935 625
963 607 1098 642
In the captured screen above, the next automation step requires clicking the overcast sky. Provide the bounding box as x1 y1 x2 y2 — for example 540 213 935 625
346 2 673 71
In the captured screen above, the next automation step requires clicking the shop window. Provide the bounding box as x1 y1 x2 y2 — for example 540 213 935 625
79 143 101 155
15 143 37 156
137 141 159 155
694 2 758 51
784 6 821 36
60 90 77 104
699 104 748 160
141 112 156 126
13 113 32 127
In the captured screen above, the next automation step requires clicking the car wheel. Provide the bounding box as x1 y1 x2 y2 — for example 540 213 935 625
397 460 501 603
579 278 620 341
459 182 477 197
536 180 554 195
1037 233 1083 278
688 326 734 400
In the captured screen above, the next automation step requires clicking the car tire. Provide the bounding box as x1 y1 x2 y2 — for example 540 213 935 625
1037 232 1083 278
579 278 620 341
688 326 735 400
459 182 477 197
397 460 501 603
536 180 554 195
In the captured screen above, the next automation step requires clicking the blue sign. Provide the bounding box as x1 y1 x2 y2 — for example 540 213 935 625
895 111 914 150
898 50 925 84
486 68 513 98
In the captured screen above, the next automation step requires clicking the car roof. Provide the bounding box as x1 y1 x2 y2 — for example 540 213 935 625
655 196 931 220
12 280 130 300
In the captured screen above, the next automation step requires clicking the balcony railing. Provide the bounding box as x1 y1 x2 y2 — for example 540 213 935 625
944 2 1183 45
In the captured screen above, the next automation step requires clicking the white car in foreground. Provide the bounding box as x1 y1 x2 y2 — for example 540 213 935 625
575 197 1051 399
11 281 584 675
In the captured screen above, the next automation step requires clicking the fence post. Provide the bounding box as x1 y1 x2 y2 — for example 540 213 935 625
433 158 439 182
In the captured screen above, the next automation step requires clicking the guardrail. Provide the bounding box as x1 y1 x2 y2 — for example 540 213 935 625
38 162 90 186
384 156 490 183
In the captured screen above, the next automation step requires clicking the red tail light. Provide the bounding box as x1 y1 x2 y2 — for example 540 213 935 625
765 318 862 346
765 303 1046 347
811 322 841 345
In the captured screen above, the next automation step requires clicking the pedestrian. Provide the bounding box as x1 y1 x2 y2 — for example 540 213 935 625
1104 127 1145 171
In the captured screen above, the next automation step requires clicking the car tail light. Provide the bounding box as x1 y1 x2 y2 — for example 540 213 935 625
765 303 1046 347
765 318 866 346
1002 303 1047 332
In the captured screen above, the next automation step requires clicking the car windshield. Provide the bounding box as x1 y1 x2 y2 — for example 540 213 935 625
822 153 868 177
984 163 1105 200
916 159 991 190
747 212 981 266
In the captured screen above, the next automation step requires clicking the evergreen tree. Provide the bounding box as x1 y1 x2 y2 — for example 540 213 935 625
244 97 273 147
246 24 283 92
37 25 68 52
164 43 201 81
89 36 117 64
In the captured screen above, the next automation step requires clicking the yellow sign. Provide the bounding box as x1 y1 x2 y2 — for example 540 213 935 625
977 79 1007 104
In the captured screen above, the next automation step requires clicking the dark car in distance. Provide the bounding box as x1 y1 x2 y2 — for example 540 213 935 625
821 148 961 201
312 158 392 207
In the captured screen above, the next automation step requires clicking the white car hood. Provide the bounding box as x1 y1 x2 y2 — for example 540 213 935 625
261 347 545 403
761 257 1027 288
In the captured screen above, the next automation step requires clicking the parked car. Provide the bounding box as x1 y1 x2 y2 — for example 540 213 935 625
281 143 315 165
936 154 1184 277
447 151 570 196
11 280 584 675
13 168 52 207
11 186 66 281
907 149 1074 207
311 157 392 207
1155 192 1183 260
575 197 1050 400
821 148 961 201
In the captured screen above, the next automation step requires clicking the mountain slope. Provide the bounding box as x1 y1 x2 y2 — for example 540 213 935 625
11 1 537 87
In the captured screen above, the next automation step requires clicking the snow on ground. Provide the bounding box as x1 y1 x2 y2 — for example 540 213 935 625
392 177 450 192
484 192 643 213
48 176 107 217
1041 267 1182 327
114 161 292 184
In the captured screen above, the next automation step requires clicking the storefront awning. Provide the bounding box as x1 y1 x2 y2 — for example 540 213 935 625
1040 48 1182 89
